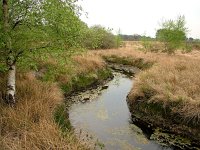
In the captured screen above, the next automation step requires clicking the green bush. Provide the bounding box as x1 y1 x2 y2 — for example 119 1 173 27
82 25 120 49
156 16 187 54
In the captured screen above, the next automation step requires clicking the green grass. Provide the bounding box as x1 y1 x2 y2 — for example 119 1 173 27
54 104 72 133
61 68 112 94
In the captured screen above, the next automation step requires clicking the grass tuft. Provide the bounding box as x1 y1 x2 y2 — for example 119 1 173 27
0 73 88 150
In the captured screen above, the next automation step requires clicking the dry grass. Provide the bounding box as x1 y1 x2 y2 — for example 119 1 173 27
72 53 106 75
128 57 200 125
0 72 88 150
92 43 166 63
0 51 108 150
94 42 200 126
1 41 199 149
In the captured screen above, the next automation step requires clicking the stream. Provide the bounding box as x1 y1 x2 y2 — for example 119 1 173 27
69 73 172 150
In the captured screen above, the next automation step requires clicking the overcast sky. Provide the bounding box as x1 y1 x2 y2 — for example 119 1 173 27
79 0 200 38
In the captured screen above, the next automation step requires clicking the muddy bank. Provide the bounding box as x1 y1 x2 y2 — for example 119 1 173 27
65 63 140 105
63 68 113 96
108 63 140 76
65 73 114 106
66 78 112 105
126 96 200 149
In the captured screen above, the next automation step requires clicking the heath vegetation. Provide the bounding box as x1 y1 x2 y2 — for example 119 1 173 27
95 42 200 144
0 0 200 149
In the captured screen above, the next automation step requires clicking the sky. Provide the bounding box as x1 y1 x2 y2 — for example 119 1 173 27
79 0 200 38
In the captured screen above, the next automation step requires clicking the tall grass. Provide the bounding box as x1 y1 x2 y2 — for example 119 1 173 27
72 53 106 75
0 50 110 149
0 73 88 150
1 41 199 149
95 42 200 128
128 57 200 126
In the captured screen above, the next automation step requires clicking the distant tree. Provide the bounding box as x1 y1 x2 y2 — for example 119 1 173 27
0 0 83 106
156 15 187 54
120 34 142 41
119 34 155 41
188 37 194 42
82 25 117 49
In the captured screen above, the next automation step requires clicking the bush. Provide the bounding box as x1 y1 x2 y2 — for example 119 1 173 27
156 16 187 54
82 25 119 49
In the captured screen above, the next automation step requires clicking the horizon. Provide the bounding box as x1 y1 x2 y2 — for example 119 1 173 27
79 0 200 39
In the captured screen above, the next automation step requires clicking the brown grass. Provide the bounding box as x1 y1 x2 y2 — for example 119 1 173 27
94 42 200 126
1 41 199 149
0 72 88 150
72 53 106 75
0 51 107 150
128 57 200 125
92 44 165 63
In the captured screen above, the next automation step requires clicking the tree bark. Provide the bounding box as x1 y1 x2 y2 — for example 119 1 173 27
2 0 16 105
6 64 16 105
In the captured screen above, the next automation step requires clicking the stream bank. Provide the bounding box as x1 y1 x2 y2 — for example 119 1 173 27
126 95 200 150
65 58 199 150
69 72 172 150
103 55 200 149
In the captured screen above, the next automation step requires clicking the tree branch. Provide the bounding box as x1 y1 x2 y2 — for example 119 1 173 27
12 20 22 30
13 50 24 64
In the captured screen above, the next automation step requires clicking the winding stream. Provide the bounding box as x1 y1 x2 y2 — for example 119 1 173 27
69 73 172 150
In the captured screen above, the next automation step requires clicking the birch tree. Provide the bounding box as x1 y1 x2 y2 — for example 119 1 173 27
0 0 83 106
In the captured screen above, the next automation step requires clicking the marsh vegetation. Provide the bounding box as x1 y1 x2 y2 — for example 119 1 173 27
0 0 200 149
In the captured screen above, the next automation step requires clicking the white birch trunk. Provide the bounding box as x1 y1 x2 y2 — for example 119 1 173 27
6 64 16 105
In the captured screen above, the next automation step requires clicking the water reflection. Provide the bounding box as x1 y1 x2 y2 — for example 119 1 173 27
69 73 172 150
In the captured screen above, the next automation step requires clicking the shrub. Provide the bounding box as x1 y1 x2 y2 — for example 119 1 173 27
82 25 119 49
156 16 187 54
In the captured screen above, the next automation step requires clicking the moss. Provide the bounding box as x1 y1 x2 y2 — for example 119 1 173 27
61 68 112 94
151 129 193 149
72 74 97 90
98 68 112 79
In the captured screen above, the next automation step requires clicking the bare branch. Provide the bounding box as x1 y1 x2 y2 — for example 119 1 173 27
12 20 22 30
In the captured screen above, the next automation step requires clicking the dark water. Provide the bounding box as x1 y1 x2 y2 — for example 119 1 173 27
69 73 172 150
